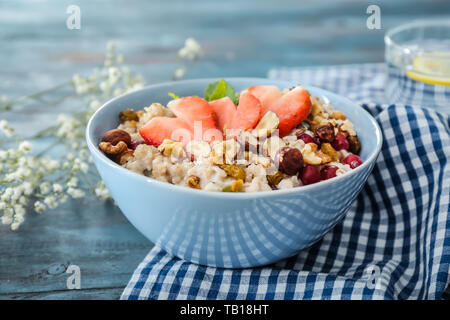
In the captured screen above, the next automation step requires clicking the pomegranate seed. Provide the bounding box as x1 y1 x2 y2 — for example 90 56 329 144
343 154 363 169
299 165 321 185
130 140 146 150
320 166 338 180
332 133 349 151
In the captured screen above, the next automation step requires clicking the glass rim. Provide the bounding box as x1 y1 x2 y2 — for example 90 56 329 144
384 19 450 50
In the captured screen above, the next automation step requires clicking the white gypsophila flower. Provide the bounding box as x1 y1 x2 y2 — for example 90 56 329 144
43 195 58 209
80 162 89 173
116 54 124 64
108 67 121 85
0 202 6 210
18 141 32 153
90 100 101 111
0 119 14 137
173 67 186 80
13 205 25 216
34 201 46 213
67 187 85 199
0 95 8 103
67 177 78 188
94 181 111 200
178 38 202 60
43 158 59 171
52 183 63 193
2 216 13 225
22 182 33 196
40 182 51 195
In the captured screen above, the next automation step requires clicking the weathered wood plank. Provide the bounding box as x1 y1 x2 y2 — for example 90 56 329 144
1 0 449 300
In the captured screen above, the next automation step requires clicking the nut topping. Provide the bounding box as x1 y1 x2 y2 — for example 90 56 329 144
320 142 339 162
101 129 131 147
315 123 335 142
276 147 303 176
119 109 139 123
99 141 129 155
218 164 246 181
347 135 361 154
186 175 201 189
266 171 284 187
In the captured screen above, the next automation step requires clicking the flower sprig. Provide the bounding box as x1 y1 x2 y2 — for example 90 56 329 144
0 38 202 230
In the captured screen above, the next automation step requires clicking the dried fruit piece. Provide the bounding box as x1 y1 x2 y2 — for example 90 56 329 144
222 179 244 192
299 165 321 185
130 140 146 150
119 109 139 122
232 179 244 192
316 151 332 164
320 166 338 180
266 171 284 186
347 135 361 154
320 143 338 162
218 164 246 180
296 132 315 145
101 129 132 148
315 123 335 142
276 147 304 175
330 111 346 120
343 154 363 169
186 175 201 189
332 133 350 151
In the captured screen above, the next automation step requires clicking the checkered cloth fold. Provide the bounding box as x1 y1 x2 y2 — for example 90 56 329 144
121 64 450 300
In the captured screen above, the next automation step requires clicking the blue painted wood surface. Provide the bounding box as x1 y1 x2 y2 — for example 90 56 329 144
1 0 449 299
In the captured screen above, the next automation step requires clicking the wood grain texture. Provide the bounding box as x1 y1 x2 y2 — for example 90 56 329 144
0 0 449 300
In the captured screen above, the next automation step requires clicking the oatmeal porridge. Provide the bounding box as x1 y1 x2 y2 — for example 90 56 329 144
98 81 363 192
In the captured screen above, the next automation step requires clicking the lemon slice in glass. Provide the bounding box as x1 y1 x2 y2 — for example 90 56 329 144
406 52 450 86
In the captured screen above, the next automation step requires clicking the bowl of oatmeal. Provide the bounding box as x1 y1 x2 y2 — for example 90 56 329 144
86 78 382 268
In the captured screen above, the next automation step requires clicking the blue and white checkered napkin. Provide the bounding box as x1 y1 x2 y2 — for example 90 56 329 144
121 64 450 300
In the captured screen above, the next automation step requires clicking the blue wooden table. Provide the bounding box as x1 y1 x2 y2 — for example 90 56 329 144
1 0 449 299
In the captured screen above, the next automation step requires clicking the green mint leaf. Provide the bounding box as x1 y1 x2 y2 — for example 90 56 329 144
168 92 180 100
204 79 239 105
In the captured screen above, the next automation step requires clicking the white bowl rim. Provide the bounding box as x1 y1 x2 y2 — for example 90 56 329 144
86 77 383 200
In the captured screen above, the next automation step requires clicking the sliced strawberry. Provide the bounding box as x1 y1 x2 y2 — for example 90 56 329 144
167 96 218 131
138 117 193 146
209 97 236 132
229 91 262 132
248 85 281 115
167 96 223 143
268 86 311 137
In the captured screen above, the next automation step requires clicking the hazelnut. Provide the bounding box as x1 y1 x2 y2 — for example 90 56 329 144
347 135 361 154
276 147 303 176
119 109 139 122
315 123 335 142
101 129 131 148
